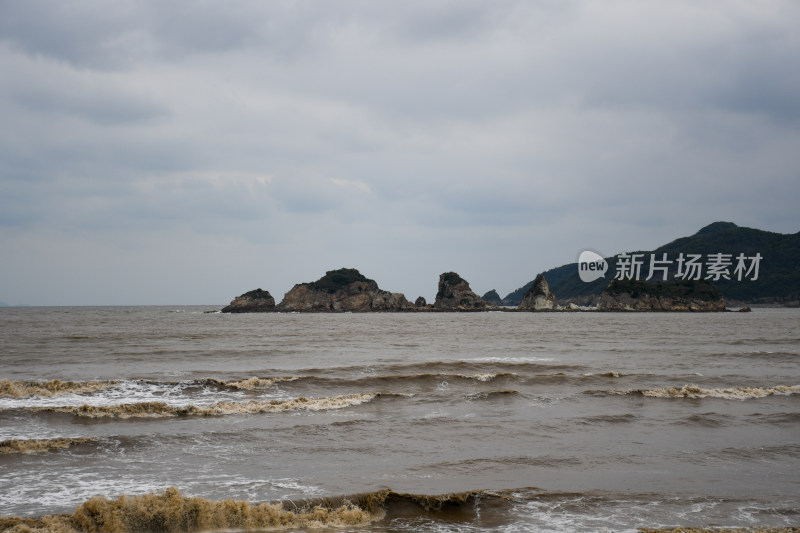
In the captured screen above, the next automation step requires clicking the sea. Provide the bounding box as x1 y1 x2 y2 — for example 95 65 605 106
1 306 798 532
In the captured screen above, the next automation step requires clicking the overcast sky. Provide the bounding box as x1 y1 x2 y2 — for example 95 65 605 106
1 0 798 306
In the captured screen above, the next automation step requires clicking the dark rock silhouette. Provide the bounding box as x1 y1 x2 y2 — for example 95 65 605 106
221 289 276 313
433 272 488 310
482 290 502 306
277 268 412 312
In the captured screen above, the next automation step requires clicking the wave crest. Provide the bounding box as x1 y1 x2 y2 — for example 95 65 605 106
225 377 297 390
605 384 800 400
198 377 298 391
0 437 94 454
1 487 374 533
0 487 508 533
33 393 379 418
0 380 117 399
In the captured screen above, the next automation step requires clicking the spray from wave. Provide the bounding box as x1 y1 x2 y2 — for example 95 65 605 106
30 393 380 418
0 380 118 398
604 384 800 400
0 487 374 533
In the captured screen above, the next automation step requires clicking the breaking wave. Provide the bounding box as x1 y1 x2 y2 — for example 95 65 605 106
197 377 298 391
0 380 118 398
9 487 796 533
0 437 95 454
0 487 500 533
603 384 800 400
31 393 381 419
0 487 374 533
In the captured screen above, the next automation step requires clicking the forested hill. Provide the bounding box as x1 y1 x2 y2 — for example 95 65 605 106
503 222 800 306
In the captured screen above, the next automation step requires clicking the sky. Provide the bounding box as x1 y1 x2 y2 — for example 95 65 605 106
1 0 799 306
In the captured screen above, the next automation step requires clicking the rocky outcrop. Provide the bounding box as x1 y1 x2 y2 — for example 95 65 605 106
414 296 427 308
482 290 502 306
221 289 276 313
597 279 726 311
433 272 488 310
277 268 413 312
518 274 556 311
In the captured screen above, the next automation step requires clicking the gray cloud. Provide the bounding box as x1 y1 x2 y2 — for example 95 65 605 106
0 0 798 305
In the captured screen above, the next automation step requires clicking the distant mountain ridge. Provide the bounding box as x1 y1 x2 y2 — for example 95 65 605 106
503 222 800 306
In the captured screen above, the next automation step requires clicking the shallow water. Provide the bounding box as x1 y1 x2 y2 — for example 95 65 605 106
1 307 798 531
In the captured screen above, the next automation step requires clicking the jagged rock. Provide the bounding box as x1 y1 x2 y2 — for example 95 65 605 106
415 296 427 307
518 274 556 311
221 289 276 313
277 268 413 312
482 289 502 305
566 303 581 311
433 272 488 310
738 306 752 312
597 279 726 311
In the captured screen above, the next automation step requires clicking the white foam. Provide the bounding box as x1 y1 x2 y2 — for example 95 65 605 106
607 384 800 400
470 356 556 363
458 373 498 382
0 378 289 410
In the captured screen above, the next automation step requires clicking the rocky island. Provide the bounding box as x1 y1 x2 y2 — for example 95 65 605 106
518 274 556 311
433 272 489 311
277 268 413 312
220 268 730 313
220 289 275 313
597 279 726 311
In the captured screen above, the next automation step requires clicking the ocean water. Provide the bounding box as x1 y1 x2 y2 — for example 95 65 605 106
0 306 798 532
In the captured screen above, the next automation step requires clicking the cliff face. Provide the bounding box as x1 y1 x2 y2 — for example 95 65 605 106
518 274 556 310
221 289 276 313
433 272 488 310
277 268 413 312
597 279 726 311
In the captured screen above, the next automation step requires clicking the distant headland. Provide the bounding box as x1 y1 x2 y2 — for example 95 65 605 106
502 221 799 307
220 221 800 313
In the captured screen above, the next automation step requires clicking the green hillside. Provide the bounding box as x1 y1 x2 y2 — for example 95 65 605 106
504 222 800 306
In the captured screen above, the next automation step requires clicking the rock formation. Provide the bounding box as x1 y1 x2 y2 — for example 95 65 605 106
221 289 276 313
414 296 427 308
597 279 726 311
518 274 556 311
482 290 502 306
433 272 488 310
277 268 413 312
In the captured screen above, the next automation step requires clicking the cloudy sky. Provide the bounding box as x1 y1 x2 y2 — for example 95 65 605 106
1 0 798 305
